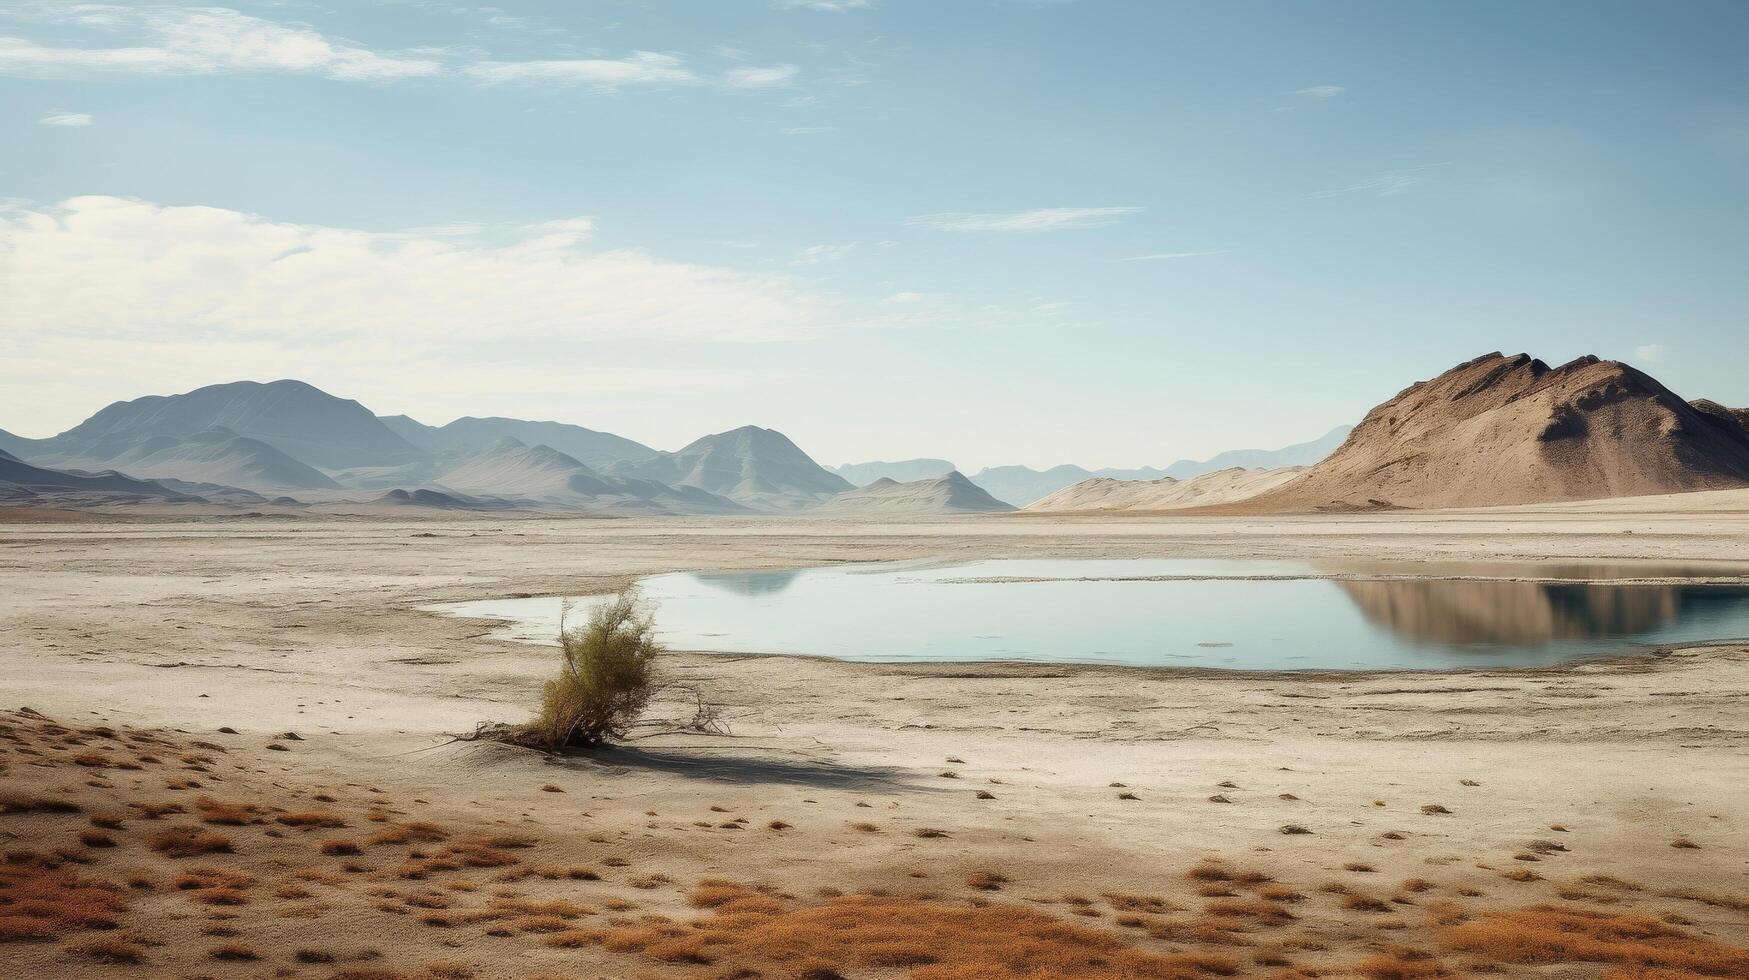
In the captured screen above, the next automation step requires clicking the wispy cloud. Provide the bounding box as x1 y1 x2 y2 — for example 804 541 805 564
792 242 856 265
462 52 694 88
38 111 93 127
725 63 798 88
1121 250 1227 261
1295 84 1346 99
780 125 834 136
0 6 785 94
1634 343 1667 364
1310 165 1441 199
907 207 1142 232
0 7 441 80
0 196 827 344
777 0 874 10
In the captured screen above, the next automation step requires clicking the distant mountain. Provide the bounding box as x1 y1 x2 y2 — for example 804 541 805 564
829 459 958 487
607 425 851 511
1027 466 1306 513
55 427 340 491
425 438 746 514
0 428 36 460
964 429 1351 507
380 415 658 467
812 471 1014 516
0 454 196 502
36 380 423 470
1245 352 1749 511
1161 426 1352 479
967 465 1100 507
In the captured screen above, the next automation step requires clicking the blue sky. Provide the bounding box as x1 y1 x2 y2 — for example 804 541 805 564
3 0 1747 469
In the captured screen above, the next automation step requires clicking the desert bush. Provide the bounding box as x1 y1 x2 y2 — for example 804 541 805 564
529 595 663 750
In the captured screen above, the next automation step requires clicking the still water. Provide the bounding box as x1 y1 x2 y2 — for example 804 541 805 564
431 560 1749 671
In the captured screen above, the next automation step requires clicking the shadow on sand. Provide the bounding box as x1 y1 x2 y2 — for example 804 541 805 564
573 744 918 791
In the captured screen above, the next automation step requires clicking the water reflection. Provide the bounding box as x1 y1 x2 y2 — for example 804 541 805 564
690 570 801 596
1336 579 1704 646
433 559 1749 671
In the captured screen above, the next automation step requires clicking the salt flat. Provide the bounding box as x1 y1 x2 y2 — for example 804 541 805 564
3 506 1747 977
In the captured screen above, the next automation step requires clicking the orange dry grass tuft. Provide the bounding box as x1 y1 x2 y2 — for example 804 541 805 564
0 861 127 941
1442 904 1749 976
1354 946 1454 978
147 826 233 858
194 796 259 826
581 883 1244 979
367 822 449 846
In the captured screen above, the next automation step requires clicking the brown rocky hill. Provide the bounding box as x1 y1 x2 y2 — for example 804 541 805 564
1244 352 1749 511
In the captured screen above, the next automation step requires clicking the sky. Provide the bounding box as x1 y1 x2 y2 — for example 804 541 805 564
3 0 1747 470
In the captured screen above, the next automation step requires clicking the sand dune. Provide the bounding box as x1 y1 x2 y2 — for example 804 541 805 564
1027 466 1305 513
1245 352 1749 511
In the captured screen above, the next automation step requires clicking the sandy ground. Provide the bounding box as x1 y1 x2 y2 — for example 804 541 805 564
3 506 1749 979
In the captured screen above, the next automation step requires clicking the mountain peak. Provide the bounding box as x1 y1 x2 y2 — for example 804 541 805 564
1245 350 1749 510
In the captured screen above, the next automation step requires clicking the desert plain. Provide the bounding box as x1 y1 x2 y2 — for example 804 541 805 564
3 499 1748 979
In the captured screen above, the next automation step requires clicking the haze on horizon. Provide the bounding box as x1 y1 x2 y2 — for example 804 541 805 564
3 0 1747 471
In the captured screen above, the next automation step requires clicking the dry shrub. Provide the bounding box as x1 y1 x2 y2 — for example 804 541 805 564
194 796 257 826
1355 946 1454 978
529 595 661 749
579 882 1244 978
321 839 363 856
0 792 80 814
147 826 232 858
1442 904 1749 976
367 821 449 846
208 942 259 961
0 860 127 940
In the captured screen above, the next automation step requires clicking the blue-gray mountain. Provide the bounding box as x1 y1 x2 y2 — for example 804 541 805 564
828 459 958 486
961 426 1352 507
1 381 843 513
379 415 659 467
605 426 854 512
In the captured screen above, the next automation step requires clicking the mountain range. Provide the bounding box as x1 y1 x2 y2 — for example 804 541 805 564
5 354 1744 515
954 426 1351 507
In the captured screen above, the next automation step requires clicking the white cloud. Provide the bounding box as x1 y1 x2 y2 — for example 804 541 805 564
725 63 798 88
1295 84 1346 99
0 196 826 346
0 7 441 80
462 51 695 88
1634 343 1667 364
777 0 874 10
38 111 93 127
1121 250 1227 261
1310 166 1436 199
525 217 596 240
0 8 779 94
792 242 855 265
885 291 923 304
907 207 1141 232
780 125 834 136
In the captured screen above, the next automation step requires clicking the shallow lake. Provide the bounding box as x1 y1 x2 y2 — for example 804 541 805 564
432 559 1749 671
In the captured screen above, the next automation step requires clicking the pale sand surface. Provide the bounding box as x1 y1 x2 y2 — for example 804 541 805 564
3 506 1748 978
